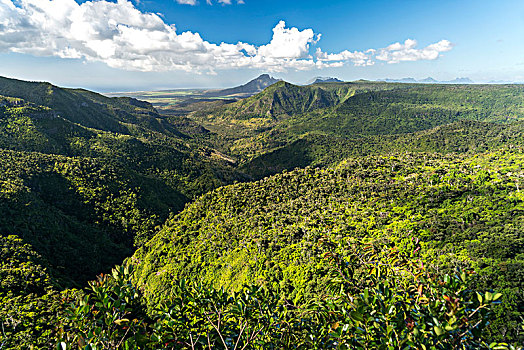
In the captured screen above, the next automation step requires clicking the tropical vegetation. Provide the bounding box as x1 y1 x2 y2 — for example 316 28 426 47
0 76 522 348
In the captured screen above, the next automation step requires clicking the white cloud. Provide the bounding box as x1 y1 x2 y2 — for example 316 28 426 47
376 39 454 64
176 0 197 5
258 21 317 59
0 0 454 73
316 48 374 67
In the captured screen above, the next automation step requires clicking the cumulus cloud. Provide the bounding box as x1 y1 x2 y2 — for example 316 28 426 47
376 39 454 64
316 48 375 67
0 0 453 73
258 21 317 59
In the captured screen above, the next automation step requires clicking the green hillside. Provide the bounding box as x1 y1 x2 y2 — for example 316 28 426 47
0 149 186 284
189 82 524 162
288 84 524 136
132 150 524 342
0 76 182 136
241 120 524 179
0 78 247 284
1 76 524 348
0 234 66 349
196 81 346 121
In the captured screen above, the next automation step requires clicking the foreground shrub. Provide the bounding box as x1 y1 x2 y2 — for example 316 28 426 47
57 238 519 349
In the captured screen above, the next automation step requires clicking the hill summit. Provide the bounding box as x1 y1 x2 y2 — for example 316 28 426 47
307 77 344 84
205 74 281 97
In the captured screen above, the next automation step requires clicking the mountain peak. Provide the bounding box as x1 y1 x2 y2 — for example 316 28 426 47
447 77 474 84
247 74 280 86
205 74 281 97
420 77 438 83
307 77 343 85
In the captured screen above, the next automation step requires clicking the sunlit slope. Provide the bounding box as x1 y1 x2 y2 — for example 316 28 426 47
131 150 523 338
189 82 524 161
241 120 524 179
0 76 182 136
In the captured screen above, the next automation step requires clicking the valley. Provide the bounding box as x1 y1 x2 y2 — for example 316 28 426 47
0 75 523 349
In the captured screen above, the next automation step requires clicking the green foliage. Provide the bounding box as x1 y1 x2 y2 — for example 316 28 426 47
59 265 294 349
132 150 524 343
58 266 151 349
0 235 52 295
0 149 178 284
56 242 517 349
188 81 524 163
0 291 72 350
313 237 512 349
149 282 290 349
0 235 74 349
2 77 524 348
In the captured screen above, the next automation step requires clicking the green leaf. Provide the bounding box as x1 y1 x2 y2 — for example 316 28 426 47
350 311 364 323
492 293 503 301
476 292 483 304
460 271 467 282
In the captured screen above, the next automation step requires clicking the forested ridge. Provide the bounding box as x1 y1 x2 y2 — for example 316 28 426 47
0 76 523 349
189 82 524 162
133 150 523 339
241 120 524 179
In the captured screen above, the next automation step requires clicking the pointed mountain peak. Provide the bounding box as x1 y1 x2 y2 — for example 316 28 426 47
248 74 280 85
205 74 281 97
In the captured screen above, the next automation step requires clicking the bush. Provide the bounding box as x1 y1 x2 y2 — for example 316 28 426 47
56 238 519 349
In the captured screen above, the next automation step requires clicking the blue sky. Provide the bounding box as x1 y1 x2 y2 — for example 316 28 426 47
0 0 522 91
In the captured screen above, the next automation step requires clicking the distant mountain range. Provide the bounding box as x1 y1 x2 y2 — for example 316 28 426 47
307 77 344 84
419 77 438 83
205 74 281 97
378 77 475 84
487 80 519 84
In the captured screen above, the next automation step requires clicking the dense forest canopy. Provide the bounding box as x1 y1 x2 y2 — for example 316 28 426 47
132 150 523 339
0 76 522 348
